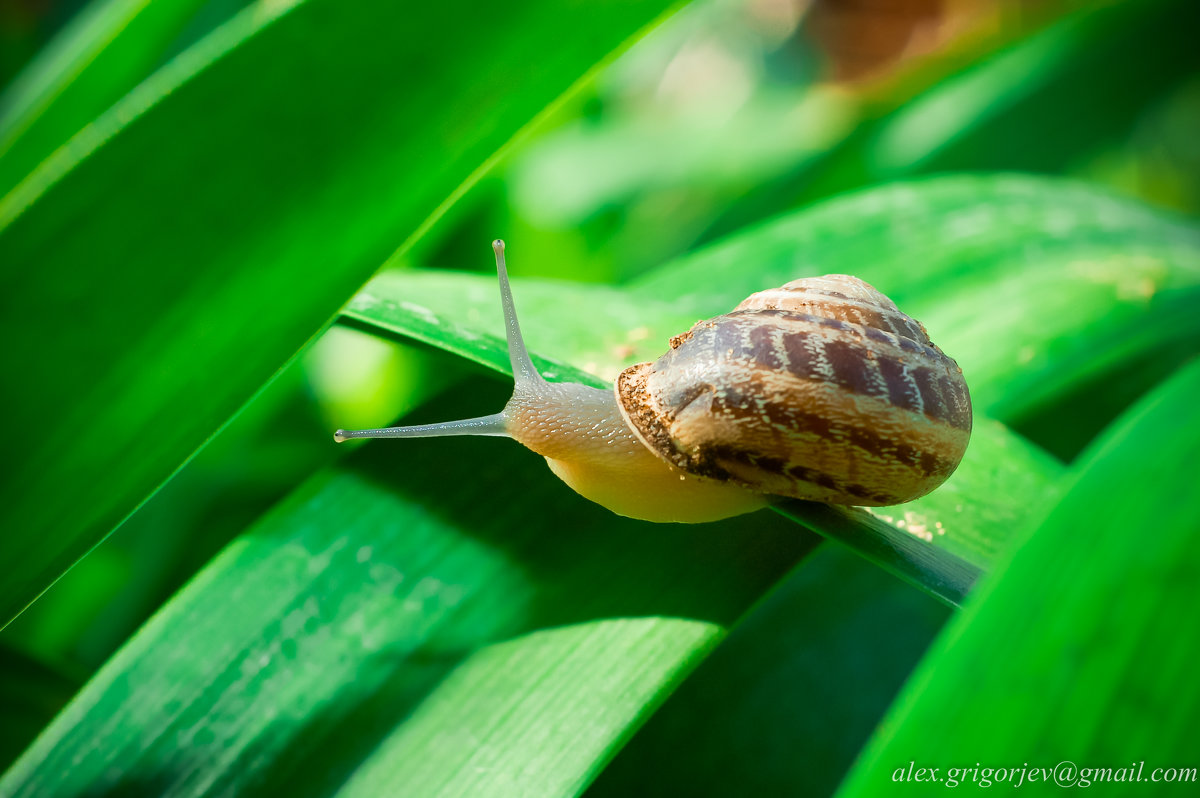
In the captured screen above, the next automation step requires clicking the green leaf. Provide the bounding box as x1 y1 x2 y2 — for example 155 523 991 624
837 357 1200 796
343 264 1063 606
333 618 716 797
0 0 677 627
343 173 1199 599
0 0 210 196
0 383 818 797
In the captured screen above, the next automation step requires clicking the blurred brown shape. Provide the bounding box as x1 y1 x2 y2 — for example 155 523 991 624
805 0 974 82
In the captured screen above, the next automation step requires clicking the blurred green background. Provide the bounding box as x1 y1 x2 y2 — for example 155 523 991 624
2 0 1198 794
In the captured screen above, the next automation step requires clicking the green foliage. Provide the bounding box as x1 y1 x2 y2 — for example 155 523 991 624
1 0 1198 795
0 0 675 627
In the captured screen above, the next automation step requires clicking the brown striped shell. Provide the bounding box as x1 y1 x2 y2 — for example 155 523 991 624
614 275 972 506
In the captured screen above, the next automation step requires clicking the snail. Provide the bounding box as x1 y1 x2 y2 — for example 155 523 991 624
335 241 972 523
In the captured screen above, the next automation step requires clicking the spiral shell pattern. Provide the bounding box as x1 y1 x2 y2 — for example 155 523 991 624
615 275 972 506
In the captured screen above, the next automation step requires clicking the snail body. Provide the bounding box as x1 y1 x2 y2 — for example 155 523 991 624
335 241 972 523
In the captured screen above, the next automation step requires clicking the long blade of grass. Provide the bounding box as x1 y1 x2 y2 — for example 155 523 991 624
0 0 677 627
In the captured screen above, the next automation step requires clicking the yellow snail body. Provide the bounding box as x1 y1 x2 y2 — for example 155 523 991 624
335 241 972 523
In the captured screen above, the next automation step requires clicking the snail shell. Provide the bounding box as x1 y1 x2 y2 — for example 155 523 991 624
616 275 972 506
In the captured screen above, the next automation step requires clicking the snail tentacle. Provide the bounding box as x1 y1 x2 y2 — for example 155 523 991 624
492 239 545 388
332 413 508 443
334 239 537 444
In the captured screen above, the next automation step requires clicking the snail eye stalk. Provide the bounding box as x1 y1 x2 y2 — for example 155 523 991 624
333 239 536 443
